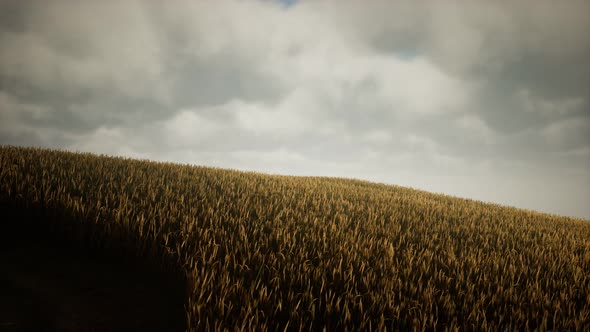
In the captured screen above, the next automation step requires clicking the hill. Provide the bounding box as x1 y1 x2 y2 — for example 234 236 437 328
1 146 589 331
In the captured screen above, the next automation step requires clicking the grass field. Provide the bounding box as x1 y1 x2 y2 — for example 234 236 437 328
1 145 589 331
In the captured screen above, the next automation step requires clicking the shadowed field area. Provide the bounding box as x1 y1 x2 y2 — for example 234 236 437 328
0 209 186 332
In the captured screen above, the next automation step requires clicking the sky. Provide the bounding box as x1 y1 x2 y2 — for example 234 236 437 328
1 0 589 219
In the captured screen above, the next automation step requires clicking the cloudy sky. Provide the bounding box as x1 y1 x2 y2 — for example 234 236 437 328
1 0 589 219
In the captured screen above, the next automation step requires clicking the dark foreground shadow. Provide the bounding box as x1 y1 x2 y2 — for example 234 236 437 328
0 207 186 332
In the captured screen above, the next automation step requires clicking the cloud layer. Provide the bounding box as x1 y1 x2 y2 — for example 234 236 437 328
1 0 589 219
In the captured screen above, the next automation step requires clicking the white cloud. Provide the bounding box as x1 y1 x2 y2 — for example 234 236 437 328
403 134 438 153
68 126 126 155
361 131 392 145
0 1 169 102
233 91 313 137
163 109 226 146
373 56 471 114
457 114 496 144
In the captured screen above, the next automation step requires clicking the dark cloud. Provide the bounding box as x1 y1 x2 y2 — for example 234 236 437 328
168 54 286 109
0 0 31 33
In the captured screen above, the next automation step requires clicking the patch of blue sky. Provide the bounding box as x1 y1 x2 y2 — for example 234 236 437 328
277 0 297 8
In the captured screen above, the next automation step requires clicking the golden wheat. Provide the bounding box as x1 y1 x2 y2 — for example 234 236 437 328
1 146 589 331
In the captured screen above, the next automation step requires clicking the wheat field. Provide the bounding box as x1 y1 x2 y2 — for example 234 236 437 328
1 145 589 331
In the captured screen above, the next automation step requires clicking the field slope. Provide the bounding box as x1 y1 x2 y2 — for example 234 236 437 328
1 146 589 331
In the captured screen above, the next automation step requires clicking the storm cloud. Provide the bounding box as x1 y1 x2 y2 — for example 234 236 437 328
1 0 589 219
